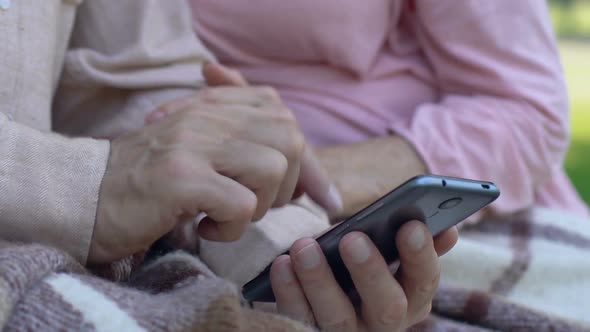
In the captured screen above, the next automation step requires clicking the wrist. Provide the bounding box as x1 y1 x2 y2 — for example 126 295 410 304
316 136 426 219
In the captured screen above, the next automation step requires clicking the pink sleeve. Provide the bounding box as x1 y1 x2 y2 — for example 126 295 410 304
390 1 570 214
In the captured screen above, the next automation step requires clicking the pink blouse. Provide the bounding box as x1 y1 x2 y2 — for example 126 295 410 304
190 0 588 216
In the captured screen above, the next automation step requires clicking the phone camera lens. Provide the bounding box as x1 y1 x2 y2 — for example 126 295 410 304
439 197 462 210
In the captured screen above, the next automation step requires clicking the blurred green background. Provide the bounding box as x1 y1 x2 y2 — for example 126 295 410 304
551 0 590 203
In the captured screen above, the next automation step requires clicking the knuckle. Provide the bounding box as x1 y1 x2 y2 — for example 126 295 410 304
265 106 296 123
379 297 408 325
283 129 306 161
161 153 193 180
267 109 297 128
407 302 432 327
414 302 432 323
233 190 258 222
277 106 297 120
417 269 441 297
257 86 281 102
266 152 289 184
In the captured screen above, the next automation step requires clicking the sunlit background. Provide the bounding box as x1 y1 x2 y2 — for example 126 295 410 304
551 0 590 203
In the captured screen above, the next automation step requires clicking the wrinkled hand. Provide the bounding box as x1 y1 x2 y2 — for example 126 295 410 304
146 63 343 216
270 221 458 332
90 84 321 263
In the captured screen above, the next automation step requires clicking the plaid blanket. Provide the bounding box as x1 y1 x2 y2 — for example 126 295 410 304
411 208 590 332
1 206 590 331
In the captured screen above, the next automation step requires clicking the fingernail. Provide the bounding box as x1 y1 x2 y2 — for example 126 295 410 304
277 258 295 283
326 184 344 214
345 234 371 264
295 243 321 269
407 224 426 251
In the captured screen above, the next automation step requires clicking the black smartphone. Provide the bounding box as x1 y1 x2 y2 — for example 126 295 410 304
242 175 500 302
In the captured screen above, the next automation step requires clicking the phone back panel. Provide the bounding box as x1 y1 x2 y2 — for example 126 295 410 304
242 175 499 302
315 175 499 297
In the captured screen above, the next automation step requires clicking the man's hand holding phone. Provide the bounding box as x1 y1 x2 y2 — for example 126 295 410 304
270 221 458 332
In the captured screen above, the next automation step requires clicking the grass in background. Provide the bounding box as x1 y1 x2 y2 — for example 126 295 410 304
560 41 590 203
551 1 590 39
550 1 590 203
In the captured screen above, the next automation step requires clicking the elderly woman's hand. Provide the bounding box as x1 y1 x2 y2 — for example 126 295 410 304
146 63 343 216
270 221 458 332
89 85 325 264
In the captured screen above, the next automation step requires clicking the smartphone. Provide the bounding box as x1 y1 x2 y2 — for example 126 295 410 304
242 175 500 302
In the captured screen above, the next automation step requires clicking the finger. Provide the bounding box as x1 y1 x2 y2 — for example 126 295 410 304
290 239 357 332
204 61 301 209
433 227 459 256
203 62 248 87
273 154 300 208
212 139 287 220
146 84 275 124
146 62 249 124
196 86 283 107
200 67 303 209
396 221 440 325
165 104 304 210
198 216 249 243
298 147 343 215
185 172 257 242
234 107 305 210
271 255 317 326
212 107 304 208
193 105 303 208
339 232 407 332
146 96 197 124
150 86 282 123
